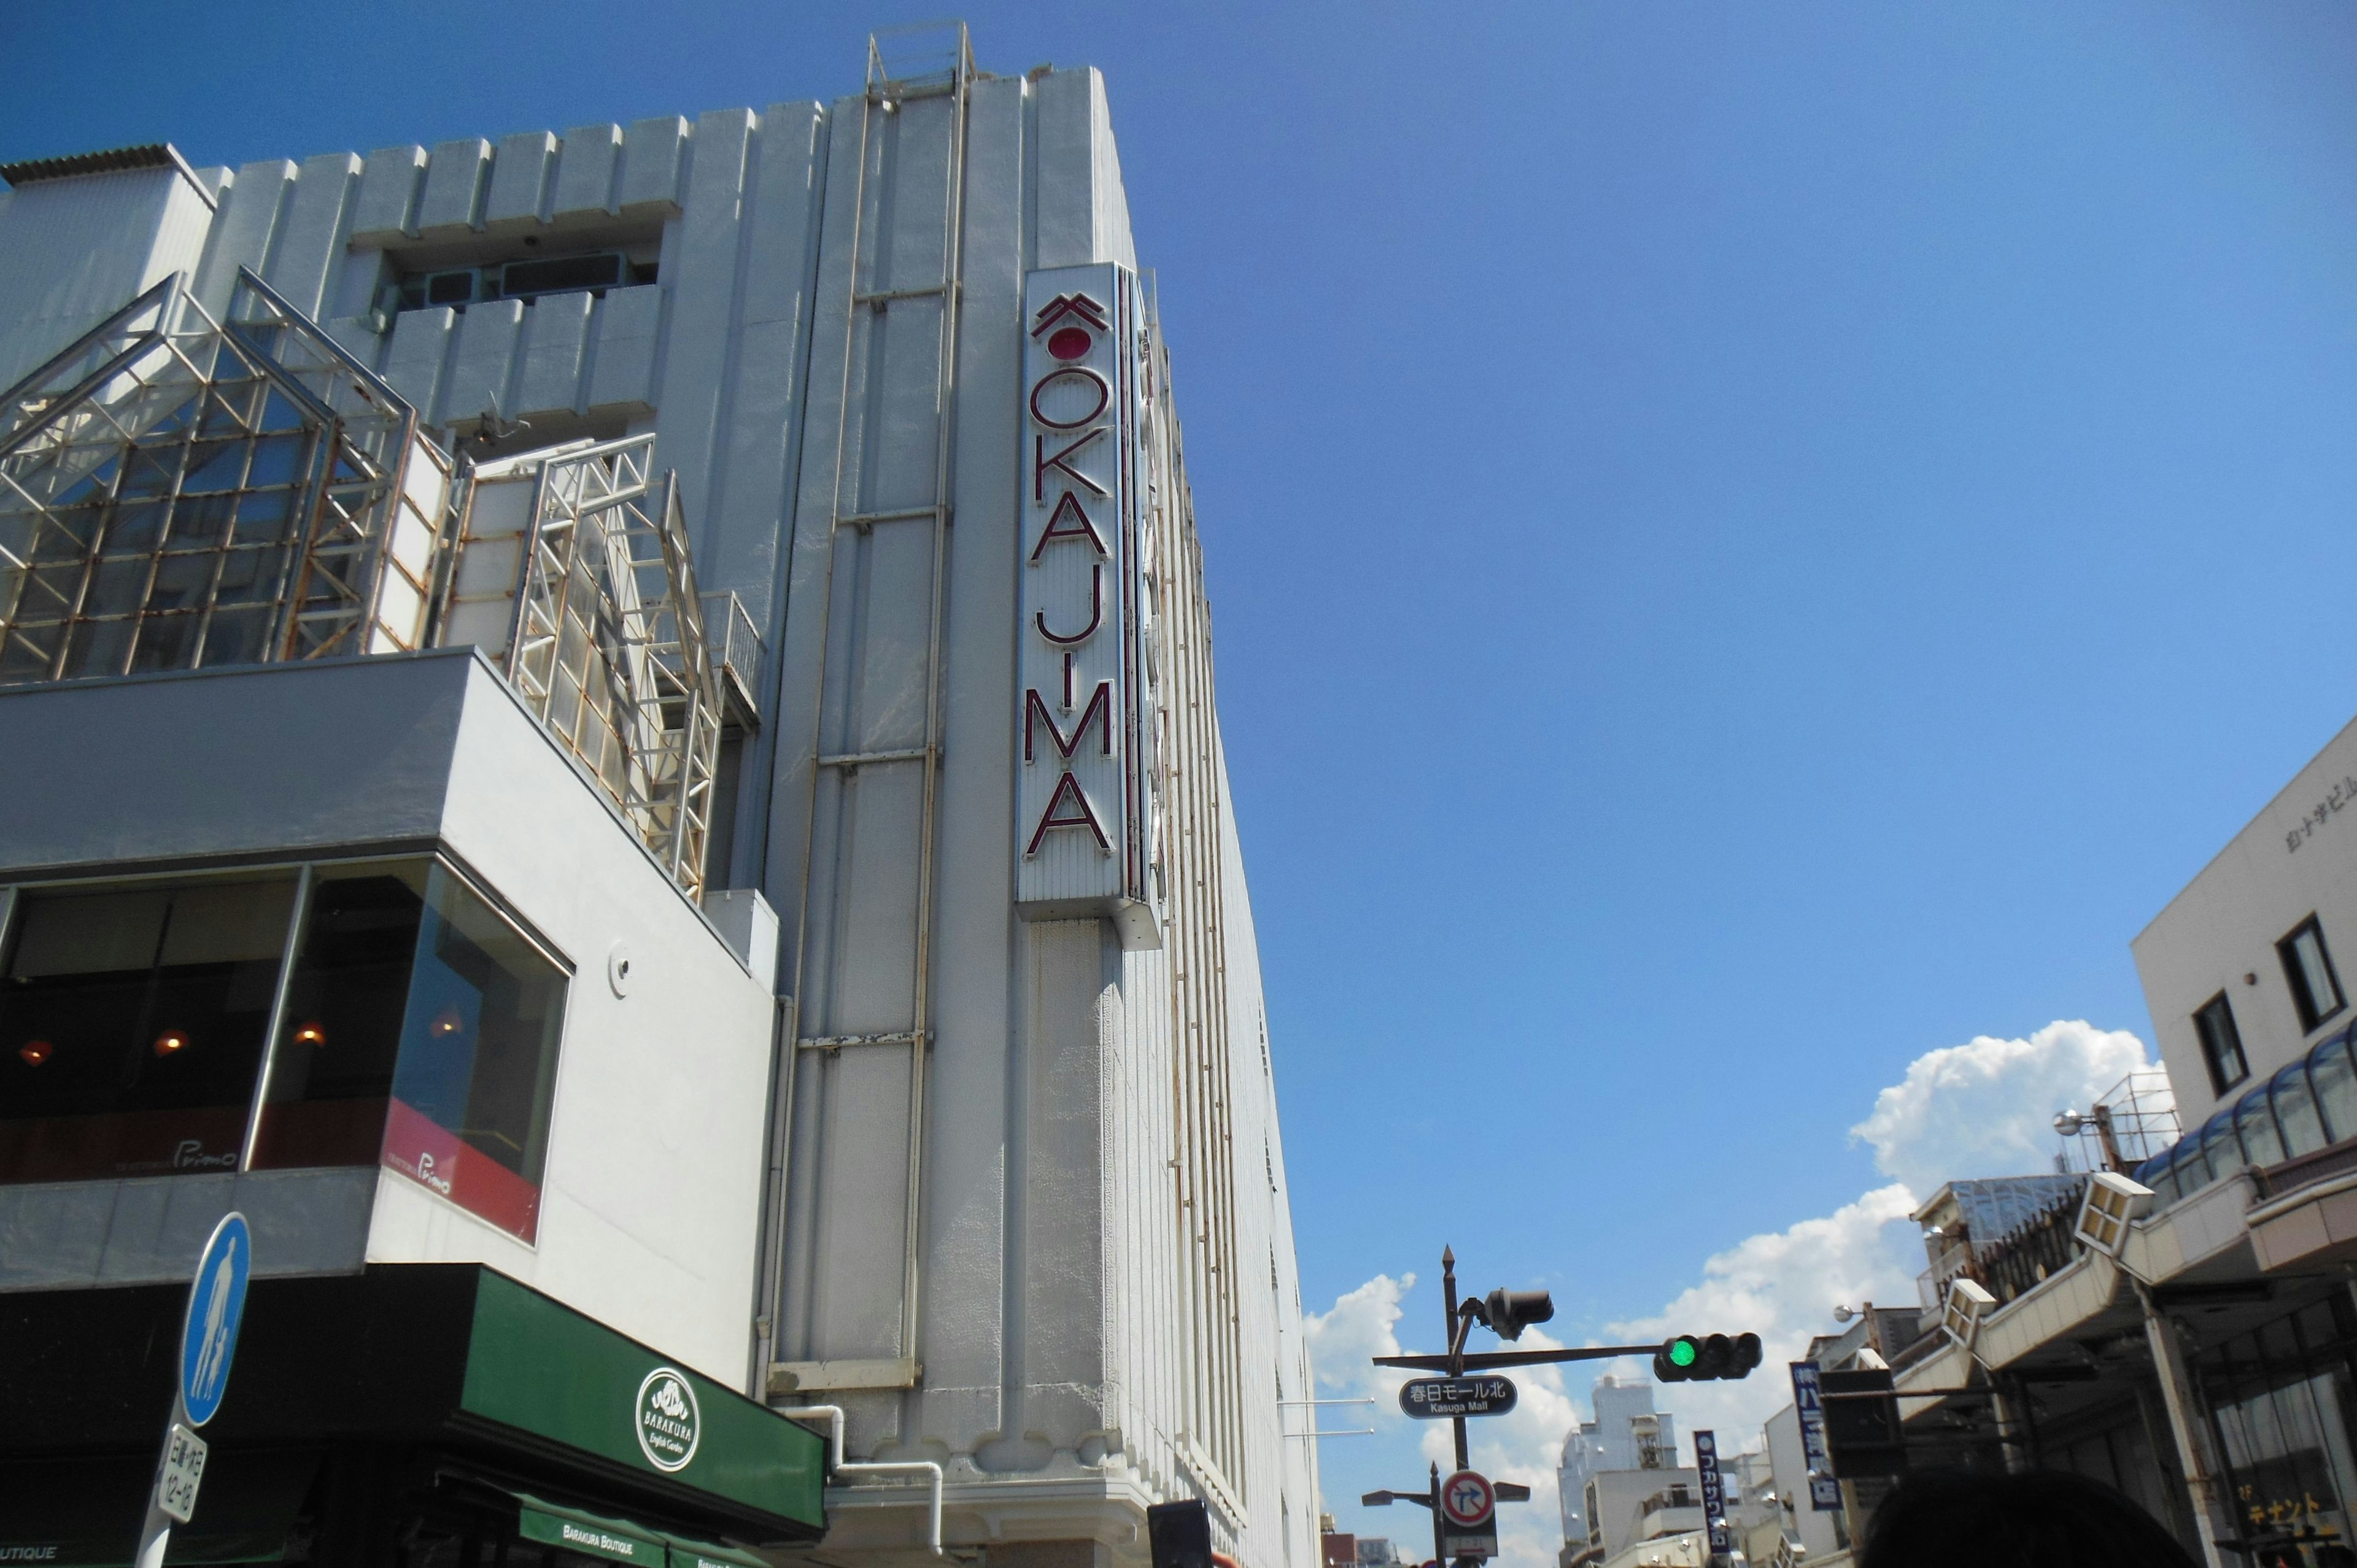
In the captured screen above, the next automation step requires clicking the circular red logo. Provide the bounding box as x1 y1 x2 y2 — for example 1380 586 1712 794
1047 326 1093 361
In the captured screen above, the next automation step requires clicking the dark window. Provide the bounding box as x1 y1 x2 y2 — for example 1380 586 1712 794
495 252 622 299
380 863 566 1241
0 878 297 1182
252 860 565 1241
2280 917 2347 1033
390 253 654 316
3 860 567 1240
247 863 427 1172
2197 992 2251 1097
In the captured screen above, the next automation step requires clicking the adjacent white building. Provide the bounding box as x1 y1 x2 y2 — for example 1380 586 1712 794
1558 1377 1684 1565
0 26 1315 1568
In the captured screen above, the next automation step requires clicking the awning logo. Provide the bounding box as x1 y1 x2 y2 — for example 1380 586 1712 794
635 1367 701 1472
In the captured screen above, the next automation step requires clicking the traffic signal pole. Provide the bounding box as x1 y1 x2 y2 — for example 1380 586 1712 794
1364 1247 1762 1568
1442 1248 1468 1472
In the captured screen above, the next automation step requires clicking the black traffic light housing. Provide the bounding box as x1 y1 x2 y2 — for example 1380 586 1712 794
1654 1331 1763 1382
1480 1288 1555 1341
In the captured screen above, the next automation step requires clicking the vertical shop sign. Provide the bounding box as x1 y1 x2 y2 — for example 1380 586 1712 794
1790 1362 1843 1509
1016 264 1163 948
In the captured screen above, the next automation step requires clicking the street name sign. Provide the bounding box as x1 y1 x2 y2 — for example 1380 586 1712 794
156 1424 209 1523
1399 1376 1518 1419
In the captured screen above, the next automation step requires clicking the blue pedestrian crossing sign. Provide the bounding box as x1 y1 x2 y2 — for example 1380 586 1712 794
178 1213 251 1427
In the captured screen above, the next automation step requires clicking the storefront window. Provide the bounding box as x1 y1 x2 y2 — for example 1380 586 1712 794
249 864 430 1172
379 864 565 1243
2 860 566 1240
2199 1296 2357 1566
0 877 296 1182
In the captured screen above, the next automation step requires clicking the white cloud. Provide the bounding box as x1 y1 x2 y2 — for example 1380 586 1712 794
1306 1270 1417 1401
1305 1023 2161 1568
1603 1184 1923 1445
1849 1019 2155 1197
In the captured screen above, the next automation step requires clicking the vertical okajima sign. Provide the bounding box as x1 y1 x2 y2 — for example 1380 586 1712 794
1016 263 1164 949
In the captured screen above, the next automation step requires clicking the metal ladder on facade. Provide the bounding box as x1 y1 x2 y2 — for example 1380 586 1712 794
764 23 973 1399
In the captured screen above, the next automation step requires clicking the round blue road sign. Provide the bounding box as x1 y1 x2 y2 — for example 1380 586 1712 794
179 1212 251 1426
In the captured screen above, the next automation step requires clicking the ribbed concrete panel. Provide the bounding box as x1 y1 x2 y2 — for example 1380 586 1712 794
442 298 522 423
514 290 591 418
652 107 755 581
586 284 661 413
907 64 1025 1454
1034 69 1136 271
192 158 296 317
351 145 427 244
264 152 362 320
484 130 557 231
551 123 622 223
0 167 199 391
694 102 829 630
761 91 865 962
618 115 690 214
379 306 455 416
417 137 490 236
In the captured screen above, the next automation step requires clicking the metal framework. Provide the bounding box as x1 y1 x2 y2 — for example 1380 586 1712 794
0 269 447 684
0 272 720 901
503 434 722 900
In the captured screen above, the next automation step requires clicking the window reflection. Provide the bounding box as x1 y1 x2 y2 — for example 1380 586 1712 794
379 865 565 1242
2 859 567 1242
249 865 427 1171
0 878 295 1182
2199 1297 2357 1565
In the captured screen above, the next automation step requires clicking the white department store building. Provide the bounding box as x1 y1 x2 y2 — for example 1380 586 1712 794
0 27 1315 1568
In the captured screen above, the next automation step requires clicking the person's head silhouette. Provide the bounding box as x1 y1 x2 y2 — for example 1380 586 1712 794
1860 1469 2199 1568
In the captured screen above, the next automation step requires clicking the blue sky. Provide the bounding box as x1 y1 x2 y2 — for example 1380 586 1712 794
15 0 2357 1551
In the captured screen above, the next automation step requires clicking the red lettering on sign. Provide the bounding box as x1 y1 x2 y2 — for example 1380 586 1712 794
1029 366 1110 430
1025 683 1114 762
1028 770 1111 854
1030 490 1109 560
1034 565 1103 646
1035 429 1108 501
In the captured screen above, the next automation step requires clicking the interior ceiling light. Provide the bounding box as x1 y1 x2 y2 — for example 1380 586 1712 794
153 1030 189 1057
293 1021 327 1046
18 1040 53 1067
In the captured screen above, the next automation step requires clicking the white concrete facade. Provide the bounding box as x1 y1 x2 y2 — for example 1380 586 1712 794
0 652 777 1383
2135 713 2357 1127
0 32 1315 1568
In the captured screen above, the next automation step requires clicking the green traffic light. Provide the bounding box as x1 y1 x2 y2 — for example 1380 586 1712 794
1668 1337 1698 1368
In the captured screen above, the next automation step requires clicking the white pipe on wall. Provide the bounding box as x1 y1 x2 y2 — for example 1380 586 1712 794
778 1404 943 1556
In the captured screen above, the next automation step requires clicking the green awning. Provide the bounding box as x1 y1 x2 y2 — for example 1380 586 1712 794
661 1534 768 1568
517 1495 667 1566
512 1494 769 1568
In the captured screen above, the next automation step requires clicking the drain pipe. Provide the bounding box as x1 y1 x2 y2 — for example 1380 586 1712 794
779 1404 943 1556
